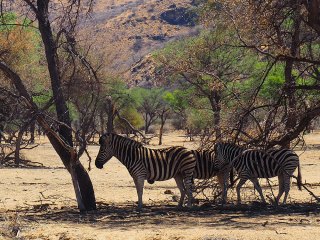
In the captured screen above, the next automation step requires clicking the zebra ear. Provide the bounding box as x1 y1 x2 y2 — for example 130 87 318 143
214 142 223 152
99 135 105 145
99 133 110 145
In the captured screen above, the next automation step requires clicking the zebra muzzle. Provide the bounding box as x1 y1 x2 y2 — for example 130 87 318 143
95 162 104 169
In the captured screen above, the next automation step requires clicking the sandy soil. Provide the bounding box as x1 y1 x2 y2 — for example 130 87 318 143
1 132 320 240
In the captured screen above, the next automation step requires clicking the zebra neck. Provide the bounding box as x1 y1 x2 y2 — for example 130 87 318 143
228 147 244 164
111 141 141 167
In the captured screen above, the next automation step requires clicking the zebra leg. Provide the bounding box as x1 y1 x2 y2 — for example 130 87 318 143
276 174 285 205
250 178 266 203
217 171 228 204
183 176 194 207
174 174 186 207
282 174 291 204
236 178 247 204
133 177 145 210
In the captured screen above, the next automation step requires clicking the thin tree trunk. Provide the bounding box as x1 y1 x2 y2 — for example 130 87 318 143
0 124 3 143
29 120 35 144
210 91 222 141
14 122 30 165
99 109 105 134
158 109 169 145
106 97 115 133
284 6 301 147
159 115 165 145
145 113 149 134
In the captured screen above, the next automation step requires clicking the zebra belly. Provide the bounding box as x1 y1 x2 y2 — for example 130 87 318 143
146 166 178 181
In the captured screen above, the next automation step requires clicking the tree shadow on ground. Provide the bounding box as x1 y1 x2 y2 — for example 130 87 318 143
6 201 320 231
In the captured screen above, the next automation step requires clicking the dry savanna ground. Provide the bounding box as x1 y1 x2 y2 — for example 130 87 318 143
1 132 320 240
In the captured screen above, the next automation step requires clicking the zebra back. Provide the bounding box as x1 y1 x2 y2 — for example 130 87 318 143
216 142 300 179
106 134 197 182
192 149 219 179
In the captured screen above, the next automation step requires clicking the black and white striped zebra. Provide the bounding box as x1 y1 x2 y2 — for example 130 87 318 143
95 133 197 209
192 149 230 198
214 142 302 204
149 149 231 202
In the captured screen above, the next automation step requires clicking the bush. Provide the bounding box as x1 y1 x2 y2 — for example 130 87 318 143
186 109 212 134
115 107 144 133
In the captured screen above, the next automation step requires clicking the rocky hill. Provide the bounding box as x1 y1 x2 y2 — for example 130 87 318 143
80 0 200 86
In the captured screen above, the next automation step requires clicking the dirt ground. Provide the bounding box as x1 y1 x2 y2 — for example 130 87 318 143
1 132 320 240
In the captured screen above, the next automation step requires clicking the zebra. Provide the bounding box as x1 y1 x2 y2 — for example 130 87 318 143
214 142 302 205
192 149 231 201
149 149 232 203
95 133 197 210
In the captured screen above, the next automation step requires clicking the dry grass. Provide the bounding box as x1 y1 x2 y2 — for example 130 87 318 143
1 131 320 239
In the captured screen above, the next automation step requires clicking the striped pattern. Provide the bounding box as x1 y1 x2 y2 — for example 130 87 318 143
215 142 302 204
149 149 230 200
192 150 219 179
95 133 197 209
192 149 231 203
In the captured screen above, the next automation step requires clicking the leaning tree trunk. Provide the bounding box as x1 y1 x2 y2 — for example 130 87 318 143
0 62 96 211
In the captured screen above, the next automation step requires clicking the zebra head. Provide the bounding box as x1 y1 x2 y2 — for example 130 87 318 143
214 142 229 169
95 133 114 169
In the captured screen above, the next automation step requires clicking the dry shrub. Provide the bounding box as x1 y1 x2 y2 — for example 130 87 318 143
0 212 22 239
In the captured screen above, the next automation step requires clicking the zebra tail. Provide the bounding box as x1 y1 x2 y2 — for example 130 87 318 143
297 163 302 191
229 169 235 187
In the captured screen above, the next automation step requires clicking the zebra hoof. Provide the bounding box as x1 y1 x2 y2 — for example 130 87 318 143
176 205 184 211
135 207 143 213
147 180 155 184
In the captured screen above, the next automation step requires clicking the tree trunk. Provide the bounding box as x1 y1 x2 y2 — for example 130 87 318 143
105 97 115 133
210 91 222 141
99 109 105 134
145 113 149 134
37 0 73 146
213 108 221 140
158 109 169 145
0 124 3 143
14 129 24 165
284 6 301 147
0 61 96 212
159 114 165 145
29 120 35 144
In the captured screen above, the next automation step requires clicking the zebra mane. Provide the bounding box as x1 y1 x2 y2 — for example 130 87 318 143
219 142 246 150
109 133 143 147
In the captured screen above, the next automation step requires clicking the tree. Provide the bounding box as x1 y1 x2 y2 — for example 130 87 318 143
131 87 164 134
0 1 98 211
155 30 255 141
202 0 320 148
